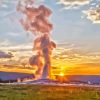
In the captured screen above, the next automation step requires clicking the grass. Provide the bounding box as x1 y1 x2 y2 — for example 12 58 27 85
0 84 100 100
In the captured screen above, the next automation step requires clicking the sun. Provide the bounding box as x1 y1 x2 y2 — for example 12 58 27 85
59 72 64 77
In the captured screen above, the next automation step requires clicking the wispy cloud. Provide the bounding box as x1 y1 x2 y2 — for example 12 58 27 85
52 44 100 69
56 0 91 10
0 0 17 8
7 32 20 37
0 39 11 46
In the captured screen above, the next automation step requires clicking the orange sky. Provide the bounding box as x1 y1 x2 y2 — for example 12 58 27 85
0 47 100 75
0 62 100 75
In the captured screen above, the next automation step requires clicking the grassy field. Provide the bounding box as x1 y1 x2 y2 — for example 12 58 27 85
0 84 100 100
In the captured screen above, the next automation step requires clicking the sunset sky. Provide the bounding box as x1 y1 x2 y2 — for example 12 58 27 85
0 0 100 75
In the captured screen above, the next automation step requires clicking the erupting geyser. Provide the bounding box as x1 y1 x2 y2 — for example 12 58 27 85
17 0 56 79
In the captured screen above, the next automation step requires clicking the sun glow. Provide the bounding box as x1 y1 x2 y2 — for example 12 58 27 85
59 72 64 77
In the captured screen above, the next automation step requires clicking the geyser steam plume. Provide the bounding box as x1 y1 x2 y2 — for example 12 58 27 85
17 0 56 79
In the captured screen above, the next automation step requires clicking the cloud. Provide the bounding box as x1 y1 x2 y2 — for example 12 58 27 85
0 51 13 58
56 0 91 10
7 32 20 37
0 4 8 8
51 44 100 75
77 63 100 67
0 43 33 67
0 0 17 8
0 39 11 46
0 42 32 51
0 0 17 4
52 45 100 65
71 62 100 75
83 6 100 23
0 43 100 75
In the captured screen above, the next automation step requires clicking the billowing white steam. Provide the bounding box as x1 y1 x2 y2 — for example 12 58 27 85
17 0 56 79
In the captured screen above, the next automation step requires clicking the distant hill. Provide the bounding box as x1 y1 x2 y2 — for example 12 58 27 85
0 71 34 81
0 72 100 84
66 75 100 84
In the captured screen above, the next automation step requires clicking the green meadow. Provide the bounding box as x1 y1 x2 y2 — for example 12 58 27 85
0 84 100 100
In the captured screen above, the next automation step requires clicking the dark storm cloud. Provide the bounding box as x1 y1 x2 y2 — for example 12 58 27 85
0 51 13 58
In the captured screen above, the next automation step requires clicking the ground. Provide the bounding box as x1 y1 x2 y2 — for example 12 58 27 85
0 84 100 100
